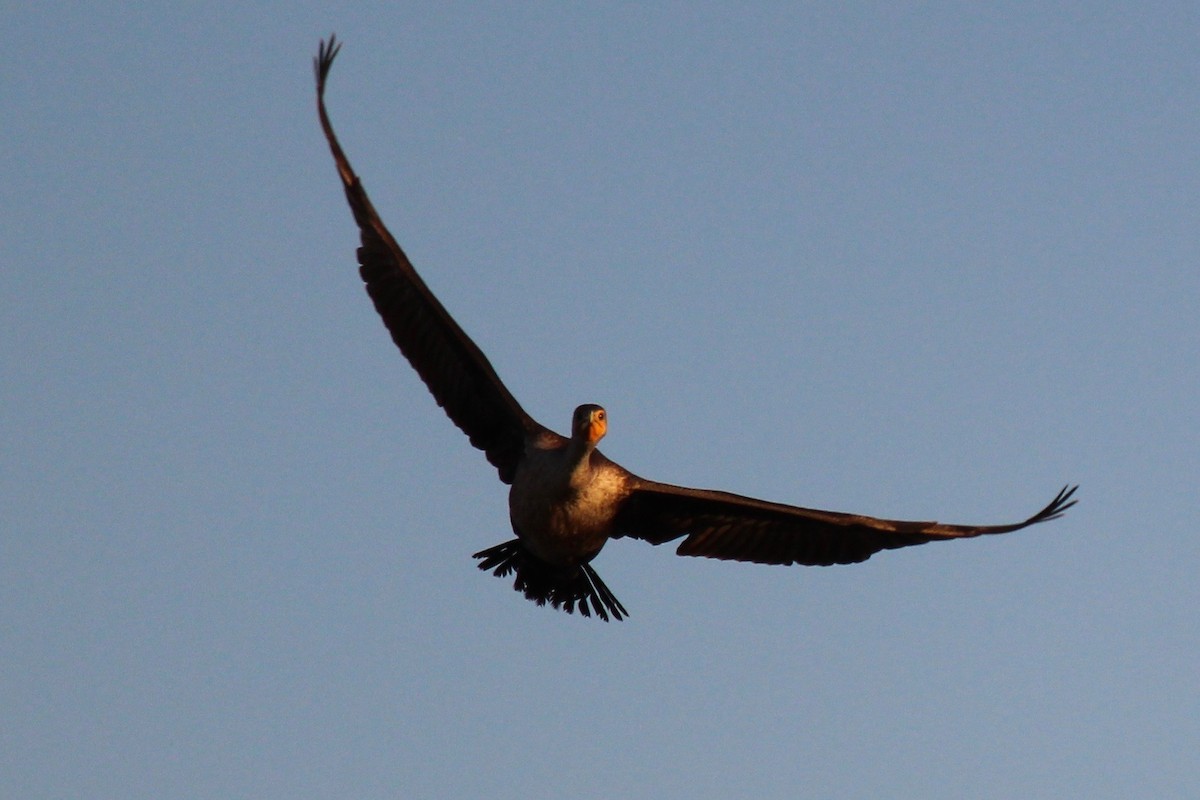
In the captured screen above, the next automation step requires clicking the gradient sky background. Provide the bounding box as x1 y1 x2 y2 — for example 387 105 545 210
4 3 1197 798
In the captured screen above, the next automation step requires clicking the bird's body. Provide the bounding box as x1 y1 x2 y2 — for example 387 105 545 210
314 36 1076 621
510 439 628 567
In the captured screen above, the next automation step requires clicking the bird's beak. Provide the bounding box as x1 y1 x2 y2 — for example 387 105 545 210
587 414 606 444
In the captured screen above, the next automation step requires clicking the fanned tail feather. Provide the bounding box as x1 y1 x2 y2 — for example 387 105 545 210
473 540 628 622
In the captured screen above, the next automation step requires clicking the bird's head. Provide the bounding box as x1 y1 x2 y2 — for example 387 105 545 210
572 404 607 446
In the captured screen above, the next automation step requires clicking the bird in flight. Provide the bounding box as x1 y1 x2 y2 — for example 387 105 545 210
314 36 1076 621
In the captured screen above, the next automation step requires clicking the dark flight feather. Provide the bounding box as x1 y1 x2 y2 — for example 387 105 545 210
315 36 557 483
616 482 1077 566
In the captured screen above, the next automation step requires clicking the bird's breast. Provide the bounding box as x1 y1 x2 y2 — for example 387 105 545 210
508 449 630 566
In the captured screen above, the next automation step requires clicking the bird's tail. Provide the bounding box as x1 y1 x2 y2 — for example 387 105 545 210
473 540 628 622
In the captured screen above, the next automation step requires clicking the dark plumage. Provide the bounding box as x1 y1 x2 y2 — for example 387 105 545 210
315 37 1077 621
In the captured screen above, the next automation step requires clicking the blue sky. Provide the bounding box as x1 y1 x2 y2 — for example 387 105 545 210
3 3 1197 798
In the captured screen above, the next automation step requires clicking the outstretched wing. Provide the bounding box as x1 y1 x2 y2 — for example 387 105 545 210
614 481 1077 566
315 37 558 483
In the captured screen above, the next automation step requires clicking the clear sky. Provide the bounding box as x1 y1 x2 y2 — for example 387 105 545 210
3 3 1197 798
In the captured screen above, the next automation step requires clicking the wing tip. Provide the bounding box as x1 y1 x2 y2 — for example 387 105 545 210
1031 483 1079 525
314 34 341 92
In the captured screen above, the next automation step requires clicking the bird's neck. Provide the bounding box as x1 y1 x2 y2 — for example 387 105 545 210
564 437 597 489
